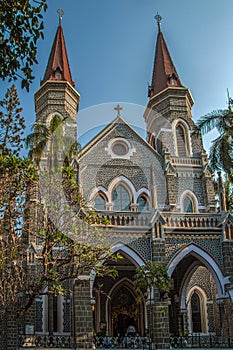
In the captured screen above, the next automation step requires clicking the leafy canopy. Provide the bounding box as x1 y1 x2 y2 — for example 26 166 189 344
0 0 47 91
134 260 170 299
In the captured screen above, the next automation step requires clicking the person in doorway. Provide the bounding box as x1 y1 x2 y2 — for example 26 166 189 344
127 325 136 337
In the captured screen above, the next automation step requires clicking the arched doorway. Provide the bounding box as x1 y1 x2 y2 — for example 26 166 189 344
92 248 146 337
108 281 143 337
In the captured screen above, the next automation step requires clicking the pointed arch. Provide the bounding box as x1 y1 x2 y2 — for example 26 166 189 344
167 244 228 300
90 243 146 293
46 111 64 125
180 190 199 213
137 194 149 212
187 286 208 334
89 186 109 202
111 242 146 267
173 119 192 157
94 192 107 210
108 176 136 203
135 188 150 209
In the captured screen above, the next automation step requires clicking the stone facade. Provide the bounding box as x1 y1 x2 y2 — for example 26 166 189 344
1 20 233 350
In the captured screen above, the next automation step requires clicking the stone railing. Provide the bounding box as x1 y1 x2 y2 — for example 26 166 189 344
163 213 220 230
170 157 202 166
95 211 151 228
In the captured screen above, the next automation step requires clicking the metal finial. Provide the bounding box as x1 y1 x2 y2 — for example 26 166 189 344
154 12 162 31
57 8 64 25
114 104 123 117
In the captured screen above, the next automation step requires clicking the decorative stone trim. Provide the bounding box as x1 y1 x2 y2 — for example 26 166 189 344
105 137 136 159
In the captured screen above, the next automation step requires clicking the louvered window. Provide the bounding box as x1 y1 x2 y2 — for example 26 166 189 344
176 125 187 157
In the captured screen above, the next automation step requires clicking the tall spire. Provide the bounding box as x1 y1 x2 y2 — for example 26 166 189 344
149 14 182 97
41 10 75 87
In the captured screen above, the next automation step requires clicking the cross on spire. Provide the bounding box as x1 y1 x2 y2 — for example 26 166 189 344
57 8 64 25
114 104 123 117
154 12 162 32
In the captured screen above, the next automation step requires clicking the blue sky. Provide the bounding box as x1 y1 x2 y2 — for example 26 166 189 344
2 0 233 151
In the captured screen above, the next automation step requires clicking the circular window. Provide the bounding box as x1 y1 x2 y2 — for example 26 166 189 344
106 137 135 159
112 142 129 156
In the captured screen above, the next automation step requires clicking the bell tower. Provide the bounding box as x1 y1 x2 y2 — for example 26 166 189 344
34 10 80 142
144 14 216 213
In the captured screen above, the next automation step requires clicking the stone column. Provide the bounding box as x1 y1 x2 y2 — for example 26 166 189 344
73 276 93 349
151 238 171 349
151 290 170 350
0 307 20 350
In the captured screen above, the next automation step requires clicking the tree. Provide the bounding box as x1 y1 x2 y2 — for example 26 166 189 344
25 116 81 167
0 88 117 317
0 155 36 307
0 85 26 156
196 94 233 179
134 261 170 349
196 93 233 212
134 260 170 300
0 0 47 91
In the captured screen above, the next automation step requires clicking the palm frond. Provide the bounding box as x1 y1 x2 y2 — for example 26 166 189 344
209 134 233 173
196 109 228 134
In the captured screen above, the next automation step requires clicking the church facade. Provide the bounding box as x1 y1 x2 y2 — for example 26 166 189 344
3 15 233 350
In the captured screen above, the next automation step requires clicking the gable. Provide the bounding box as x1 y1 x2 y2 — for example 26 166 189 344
78 117 167 208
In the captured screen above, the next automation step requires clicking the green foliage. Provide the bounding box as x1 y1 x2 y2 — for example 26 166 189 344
134 260 170 299
0 154 37 306
196 93 233 211
25 115 81 168
196 96 233 177
0 0 47 91
0 92 116 315
25 122 50 164
0 85 25 156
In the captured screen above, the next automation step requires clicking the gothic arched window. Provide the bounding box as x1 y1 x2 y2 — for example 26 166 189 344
191 292 202 333
176 124 187 157
113 185 131 211
137 195 149 212
94 193 106 210
183 196 194 213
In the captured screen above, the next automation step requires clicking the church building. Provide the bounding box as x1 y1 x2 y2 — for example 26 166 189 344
14 12 233 350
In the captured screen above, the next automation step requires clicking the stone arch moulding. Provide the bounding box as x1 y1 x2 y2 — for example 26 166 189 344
89 186 109 203
167 244 229 301
111 242 146 267
186 285 209 334
179 261 204 310
179 190 199 212
106 277 146 336
172 118 192 157
46 111 64 125
90 178 151 208
108 176 136 203
136 188 150 203
90 242 146 297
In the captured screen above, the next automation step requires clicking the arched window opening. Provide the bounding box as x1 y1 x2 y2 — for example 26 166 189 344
94 193 106 210
183 196 194 213
176 124 187 157
113 185 131 211
191 292 202 333
137 196 149 212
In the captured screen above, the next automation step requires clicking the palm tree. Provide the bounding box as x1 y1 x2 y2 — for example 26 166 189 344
26 115 80 168
25 122 50 166
196 93 233 179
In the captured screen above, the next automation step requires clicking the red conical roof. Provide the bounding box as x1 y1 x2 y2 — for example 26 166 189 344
150 26 182 97
42 24 75 87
